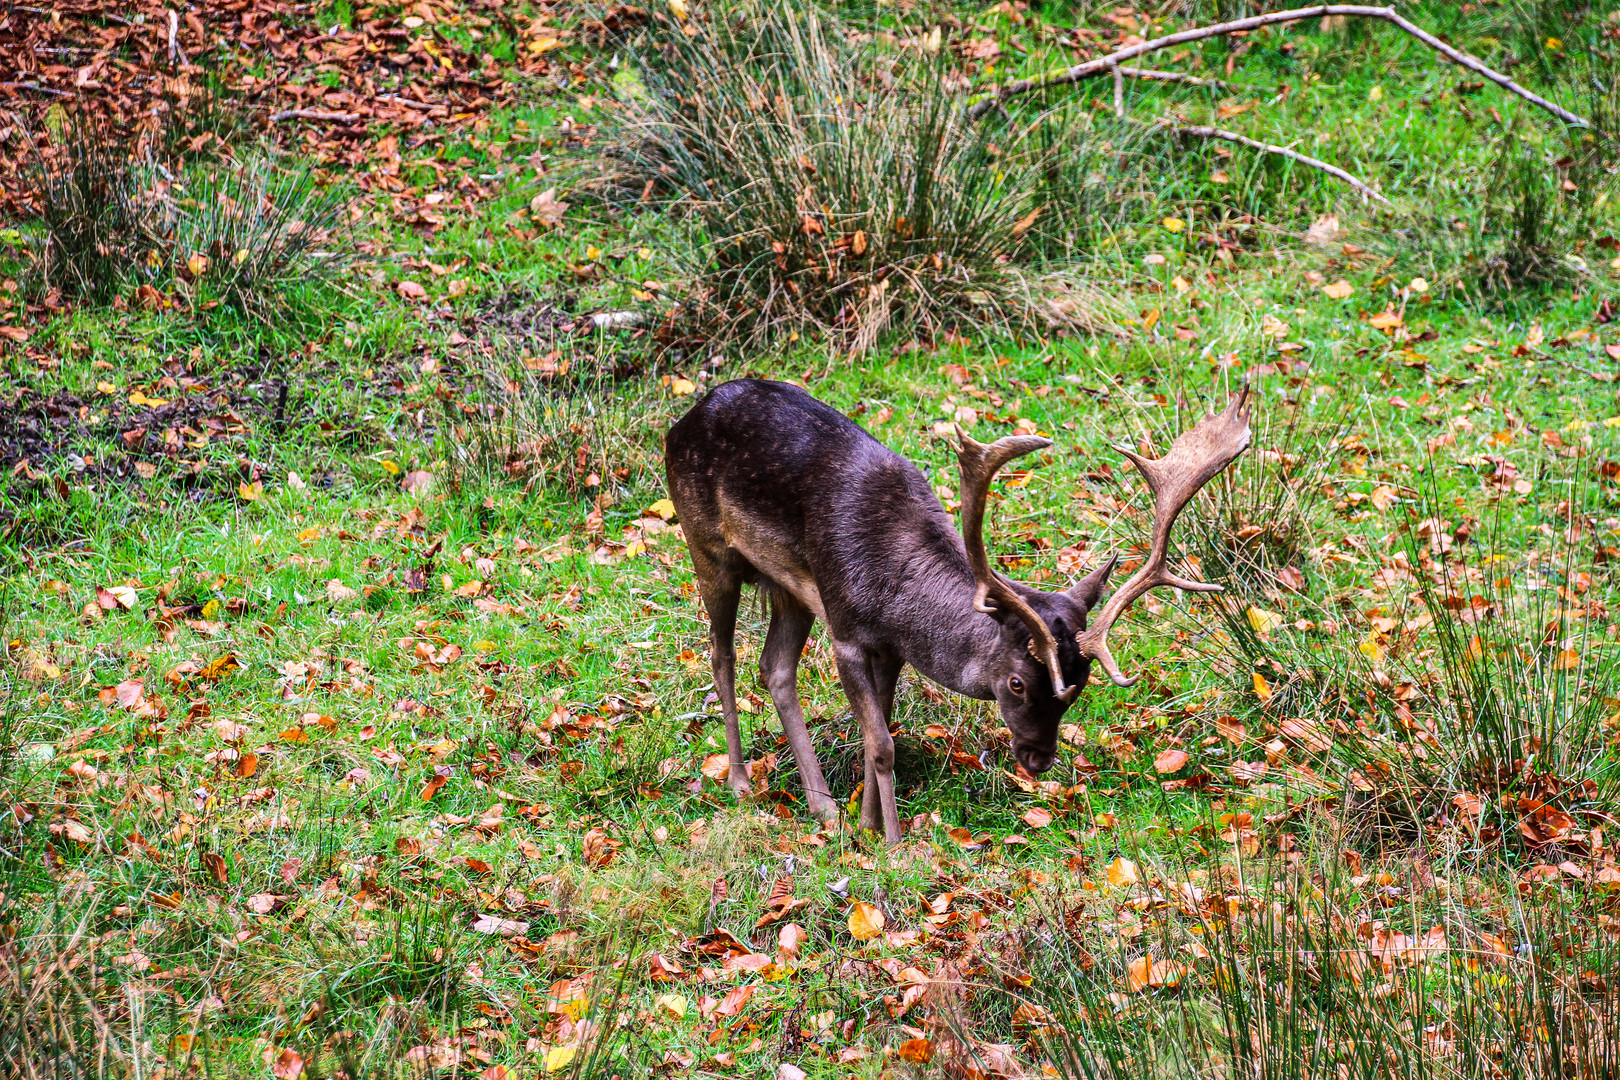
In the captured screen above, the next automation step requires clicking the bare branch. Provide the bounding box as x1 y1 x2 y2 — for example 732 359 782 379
270 109 359 124
1118 67 1239 90
1161 122 1392 204
966 4 1587 127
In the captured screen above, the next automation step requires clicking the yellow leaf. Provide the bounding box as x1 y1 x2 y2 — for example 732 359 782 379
380 460 401 476
655 993 687 1018
1554 649 1580 671
1466 635 1484 662
528 36 562 53
671 378 696 396
1106 857 1139 887
667 0 689 20
1252 671 1273 701
1359 634 1384 664
848 901 885 941
647 498 677 521
1321 279 1353 300
1247 607 1284 633
1408 277 1429 293
542 1046 577 1073
238 481 263 501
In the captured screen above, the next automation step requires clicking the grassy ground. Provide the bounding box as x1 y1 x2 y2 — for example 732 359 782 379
3 1 1620 1078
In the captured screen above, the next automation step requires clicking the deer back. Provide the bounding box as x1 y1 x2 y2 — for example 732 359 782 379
665 379 975 645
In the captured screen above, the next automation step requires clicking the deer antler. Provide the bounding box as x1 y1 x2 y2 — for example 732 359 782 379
955 429 1073 698
1075 386 1253 687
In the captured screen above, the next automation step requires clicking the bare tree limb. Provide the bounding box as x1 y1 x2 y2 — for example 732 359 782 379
1161 122 1392 204
270 109 360 123
966 4 1587 127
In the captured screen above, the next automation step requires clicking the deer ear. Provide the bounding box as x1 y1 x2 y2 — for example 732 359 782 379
1068 554 1118 612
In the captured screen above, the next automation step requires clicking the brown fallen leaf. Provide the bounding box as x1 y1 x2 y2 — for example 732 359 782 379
1154 749 1188 774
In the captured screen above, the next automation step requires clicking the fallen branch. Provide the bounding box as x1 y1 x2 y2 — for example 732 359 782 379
966 4 1586 127
380 94 440 111
1118 67 1239 91
1162 122 1391 204
270 109 359 124
0 81 73 97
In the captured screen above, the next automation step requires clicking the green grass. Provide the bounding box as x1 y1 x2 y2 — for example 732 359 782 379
3 0 1620 1076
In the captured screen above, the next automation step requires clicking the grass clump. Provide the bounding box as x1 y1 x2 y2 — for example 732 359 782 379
615 0 1138 352
15 101 355 327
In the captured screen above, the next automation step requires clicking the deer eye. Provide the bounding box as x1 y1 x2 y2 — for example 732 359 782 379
1008 675 1025 695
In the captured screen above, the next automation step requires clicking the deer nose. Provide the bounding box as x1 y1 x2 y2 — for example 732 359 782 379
1017 747 1056 775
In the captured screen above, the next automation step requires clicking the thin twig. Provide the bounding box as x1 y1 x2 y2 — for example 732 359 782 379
1118 67 1238 90
270 109 360 123
966 4 1586 126
0 82 72 97
1163 122 1392 204
380 94 441 111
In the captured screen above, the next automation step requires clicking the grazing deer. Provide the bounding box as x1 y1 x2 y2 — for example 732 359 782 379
666 379 1251 843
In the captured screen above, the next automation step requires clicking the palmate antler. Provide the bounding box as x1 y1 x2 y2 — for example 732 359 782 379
956 430 1076 698
1075 386 1253 686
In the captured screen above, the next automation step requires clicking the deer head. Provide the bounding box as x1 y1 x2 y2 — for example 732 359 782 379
957 386 1252 775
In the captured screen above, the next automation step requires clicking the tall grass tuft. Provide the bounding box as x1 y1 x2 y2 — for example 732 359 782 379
15 102 356 325
973 847 1620 1080
613 0 1139 352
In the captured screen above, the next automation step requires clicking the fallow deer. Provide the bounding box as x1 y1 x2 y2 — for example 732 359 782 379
666 378 1251 843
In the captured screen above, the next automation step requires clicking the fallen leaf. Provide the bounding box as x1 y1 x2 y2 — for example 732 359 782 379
847 901 886 941
542 1045 576 1073
471 913 530 937
1106 857 1140 887
1322 279 1354 299
1154 749 1188 774
897 1039 934 1063
271 1049 305 1080
1021 807 1053 829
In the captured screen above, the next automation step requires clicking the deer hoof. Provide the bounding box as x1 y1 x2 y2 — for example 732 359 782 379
807 798 840 825
726 776 754 801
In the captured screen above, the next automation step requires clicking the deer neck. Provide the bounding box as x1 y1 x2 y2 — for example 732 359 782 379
888 554 1005 702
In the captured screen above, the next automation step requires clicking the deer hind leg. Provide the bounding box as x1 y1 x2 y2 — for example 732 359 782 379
759 589 836 825
832 640 902 844
693 555 752 802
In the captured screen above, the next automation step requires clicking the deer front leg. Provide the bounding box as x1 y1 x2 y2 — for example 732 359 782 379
832 640 901 844
759 593 838 825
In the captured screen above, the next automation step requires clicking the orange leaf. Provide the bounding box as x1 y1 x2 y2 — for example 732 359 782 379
1154 749 1188 774
897 1038 934 1063
1106 857 1139 887
1021 807 1053 829
847 901 885 941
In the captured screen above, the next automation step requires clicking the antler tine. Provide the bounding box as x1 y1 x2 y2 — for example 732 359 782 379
955 427 1072 697
1075 386 1253 687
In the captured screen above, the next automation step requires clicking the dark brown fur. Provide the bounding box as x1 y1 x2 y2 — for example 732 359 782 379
666 379 1112 840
